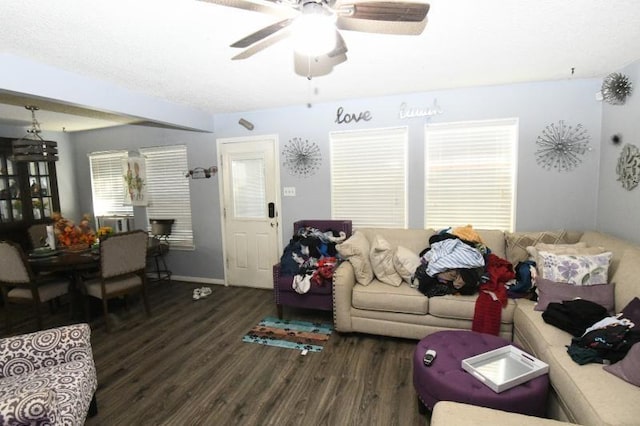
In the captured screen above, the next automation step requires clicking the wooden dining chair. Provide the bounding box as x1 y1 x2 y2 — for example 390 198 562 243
27 223 48 250
0 240 71 333
82 230 151 332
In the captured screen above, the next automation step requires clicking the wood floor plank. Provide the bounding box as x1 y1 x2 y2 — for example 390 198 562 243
0 282 428 425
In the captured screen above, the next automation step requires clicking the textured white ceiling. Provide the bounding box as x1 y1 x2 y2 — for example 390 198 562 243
1 0 640 131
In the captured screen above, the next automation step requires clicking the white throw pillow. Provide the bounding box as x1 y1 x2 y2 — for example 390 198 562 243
336 231 374 286
393 246 421 285
370 235 403 287
537 251 612 286
526 242 604 267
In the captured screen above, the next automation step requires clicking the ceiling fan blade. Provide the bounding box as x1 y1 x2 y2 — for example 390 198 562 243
336 16 427 35
231 29 291 60
334 1 429 22
230 18 294 48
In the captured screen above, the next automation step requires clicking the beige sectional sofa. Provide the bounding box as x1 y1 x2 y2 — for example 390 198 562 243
332 228 640 425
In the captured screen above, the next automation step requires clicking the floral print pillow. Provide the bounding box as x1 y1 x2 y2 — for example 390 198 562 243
538 251 612 286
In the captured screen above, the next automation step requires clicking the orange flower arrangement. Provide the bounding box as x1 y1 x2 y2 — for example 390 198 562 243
96 226 114 240
52 212 97 248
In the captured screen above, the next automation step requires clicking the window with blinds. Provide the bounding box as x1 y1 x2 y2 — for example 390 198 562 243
424 119 517 232
140 145 194 248
89 151 133 217
330 127 408 228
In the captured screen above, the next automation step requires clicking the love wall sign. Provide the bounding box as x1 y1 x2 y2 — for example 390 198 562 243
335 107 372 124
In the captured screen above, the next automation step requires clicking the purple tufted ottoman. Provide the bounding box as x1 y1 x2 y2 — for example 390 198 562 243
413 330 549 417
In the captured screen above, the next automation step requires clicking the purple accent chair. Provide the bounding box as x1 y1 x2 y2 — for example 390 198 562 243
273 220 352 319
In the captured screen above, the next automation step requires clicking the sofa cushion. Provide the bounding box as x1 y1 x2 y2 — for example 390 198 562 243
603 342 640 387
514 299 572 357
476 229 507 259
357 228 435 256
505 230 568 265
431 401 575 426
0 359 96 426
579 231 636 278
534 278 615 312
621 297 640 328
393 246 421 285
610 247 640 313
336 231 374 286
352 280 428 315
537 251 612 286
429 295 516 324
427 295 478 321
526 242 605 267
545 345 640 425
369 235 402 287
0 388 58 424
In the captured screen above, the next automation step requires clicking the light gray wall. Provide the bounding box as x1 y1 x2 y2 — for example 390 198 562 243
69 125 223 281
597 60 640 242
215 78 603 241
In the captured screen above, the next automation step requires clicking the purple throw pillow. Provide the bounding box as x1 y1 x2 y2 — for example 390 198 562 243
534 277 614 312
621 297 640 329
603 342 640 387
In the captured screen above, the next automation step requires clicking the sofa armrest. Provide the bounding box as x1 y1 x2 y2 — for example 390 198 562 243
0 388 58 424
333 261 355 332
0 323 93 379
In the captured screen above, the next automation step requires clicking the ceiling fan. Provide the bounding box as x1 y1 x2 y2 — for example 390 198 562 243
200 0 430 77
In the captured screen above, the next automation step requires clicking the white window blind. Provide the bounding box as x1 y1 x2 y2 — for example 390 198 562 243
424 119 517 232
331 127 408 228
140 145 194 248
89 151 133 217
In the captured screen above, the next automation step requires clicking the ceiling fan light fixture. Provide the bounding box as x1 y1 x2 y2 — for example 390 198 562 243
11 105 59 162
292 2 337 57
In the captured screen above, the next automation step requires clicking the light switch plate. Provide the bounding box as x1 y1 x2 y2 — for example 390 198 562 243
283 187 296 197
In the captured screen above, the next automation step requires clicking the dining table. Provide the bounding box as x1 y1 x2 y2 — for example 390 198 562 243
28 248 100 319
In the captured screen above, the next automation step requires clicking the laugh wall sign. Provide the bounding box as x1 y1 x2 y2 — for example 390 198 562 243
399 99 443 120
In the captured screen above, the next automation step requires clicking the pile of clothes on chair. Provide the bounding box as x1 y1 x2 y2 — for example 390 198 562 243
279 227 347 294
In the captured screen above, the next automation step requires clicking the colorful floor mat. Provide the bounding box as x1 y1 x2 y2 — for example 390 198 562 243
242 316 333 352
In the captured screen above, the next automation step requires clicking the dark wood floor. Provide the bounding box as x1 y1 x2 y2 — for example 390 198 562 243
1 281 428 425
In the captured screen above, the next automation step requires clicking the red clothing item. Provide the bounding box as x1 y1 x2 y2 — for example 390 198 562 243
472 254 514 335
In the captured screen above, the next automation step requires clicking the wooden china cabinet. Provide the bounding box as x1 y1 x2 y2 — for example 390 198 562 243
0 137 61 249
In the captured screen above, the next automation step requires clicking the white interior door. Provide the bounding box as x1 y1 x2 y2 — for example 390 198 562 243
218 136 280 288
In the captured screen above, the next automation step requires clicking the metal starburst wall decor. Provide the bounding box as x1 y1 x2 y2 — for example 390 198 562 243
535 120 591 172
601 72 633 105
282 137 322 178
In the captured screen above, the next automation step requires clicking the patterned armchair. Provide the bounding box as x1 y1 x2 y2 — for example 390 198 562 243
273 220 352 319
0 323 98 425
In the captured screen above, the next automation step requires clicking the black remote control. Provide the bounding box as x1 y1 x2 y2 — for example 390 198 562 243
423 349 436 366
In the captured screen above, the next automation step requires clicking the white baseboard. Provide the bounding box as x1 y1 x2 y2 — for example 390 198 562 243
146 273 226 286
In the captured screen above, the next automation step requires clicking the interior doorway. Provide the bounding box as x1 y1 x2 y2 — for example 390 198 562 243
217 135 281 289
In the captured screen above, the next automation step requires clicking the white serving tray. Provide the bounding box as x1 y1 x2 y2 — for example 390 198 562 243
461 345 549 393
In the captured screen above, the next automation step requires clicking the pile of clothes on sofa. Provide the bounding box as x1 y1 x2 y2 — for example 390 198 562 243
279 226 347 294
414 225 514 299
414 225 516 335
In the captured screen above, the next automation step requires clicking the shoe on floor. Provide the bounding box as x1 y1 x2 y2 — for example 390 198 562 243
199 287 212 298
193 288 202 300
